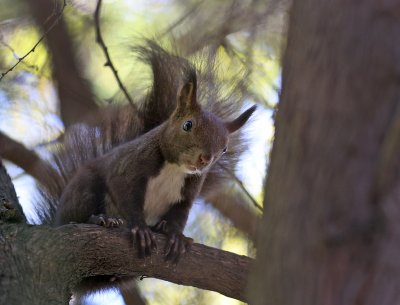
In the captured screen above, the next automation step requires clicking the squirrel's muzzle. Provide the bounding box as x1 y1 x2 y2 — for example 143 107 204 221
199 153 212 166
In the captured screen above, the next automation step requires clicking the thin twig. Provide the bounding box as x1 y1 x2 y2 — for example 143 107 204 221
217 162 263 212
94 0 136 108
0 40 39 71
0 0 67 81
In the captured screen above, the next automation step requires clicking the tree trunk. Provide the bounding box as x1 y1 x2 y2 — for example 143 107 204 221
250 1 400 304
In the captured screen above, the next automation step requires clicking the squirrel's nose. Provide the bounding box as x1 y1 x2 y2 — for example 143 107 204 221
199 153 212 166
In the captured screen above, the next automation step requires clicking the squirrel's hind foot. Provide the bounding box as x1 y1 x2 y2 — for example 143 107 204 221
88 214 124 228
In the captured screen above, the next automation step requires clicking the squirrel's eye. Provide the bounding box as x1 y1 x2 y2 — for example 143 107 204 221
182 120 193 132
222 147 227 154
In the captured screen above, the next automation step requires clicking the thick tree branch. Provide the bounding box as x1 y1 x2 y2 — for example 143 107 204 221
26 0 99 127
0 223 252 304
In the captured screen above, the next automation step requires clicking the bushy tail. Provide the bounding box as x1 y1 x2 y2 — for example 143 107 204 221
36 41 254 223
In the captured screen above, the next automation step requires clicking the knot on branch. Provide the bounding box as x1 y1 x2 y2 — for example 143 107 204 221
0 197 25 223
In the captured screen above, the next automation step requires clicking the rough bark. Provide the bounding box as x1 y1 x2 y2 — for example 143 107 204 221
0 160 25 223
250 1 400 304
0 223 252 305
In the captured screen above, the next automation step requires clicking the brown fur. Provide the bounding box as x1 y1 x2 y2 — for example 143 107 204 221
55 68 255 260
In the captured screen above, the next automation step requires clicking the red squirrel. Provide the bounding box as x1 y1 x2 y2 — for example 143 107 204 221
55 68 255 261
37 42 256 263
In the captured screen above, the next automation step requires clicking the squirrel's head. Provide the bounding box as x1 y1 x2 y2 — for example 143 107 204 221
161 76 256 175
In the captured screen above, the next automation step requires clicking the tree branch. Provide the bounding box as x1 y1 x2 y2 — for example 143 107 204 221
0 132 60 189
94 0 136 109
0 40 39 72
26 0 99 127
0 223 252 304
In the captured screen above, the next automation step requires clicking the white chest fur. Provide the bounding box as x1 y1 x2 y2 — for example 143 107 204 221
143 163 187 226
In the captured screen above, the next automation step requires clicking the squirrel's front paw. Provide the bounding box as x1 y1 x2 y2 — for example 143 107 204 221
88 214 124 228
131 225 157 258
153 220 193 263
165 232 193 264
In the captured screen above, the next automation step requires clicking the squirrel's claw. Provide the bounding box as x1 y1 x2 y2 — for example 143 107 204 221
165 232 193 263
154 220 193 263
88 214 124 228
131 225 157 258
153 220 167 233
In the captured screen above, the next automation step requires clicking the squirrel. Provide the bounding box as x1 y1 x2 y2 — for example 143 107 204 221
37 40 255 268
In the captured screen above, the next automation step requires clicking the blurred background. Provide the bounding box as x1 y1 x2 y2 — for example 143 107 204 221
0 0 288 304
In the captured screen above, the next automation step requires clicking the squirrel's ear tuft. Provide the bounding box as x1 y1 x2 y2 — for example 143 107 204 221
176 79 199 115
225 105 257 133
180 82 195 103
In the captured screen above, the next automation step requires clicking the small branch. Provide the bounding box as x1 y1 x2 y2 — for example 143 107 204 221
94 0 136 108
217 162 263 212
0 40 39 72
0 0 67 81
